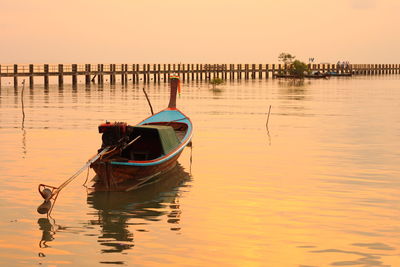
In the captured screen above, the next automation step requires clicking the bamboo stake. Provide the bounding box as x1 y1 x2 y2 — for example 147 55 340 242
21 79 26 124
266 105 271 128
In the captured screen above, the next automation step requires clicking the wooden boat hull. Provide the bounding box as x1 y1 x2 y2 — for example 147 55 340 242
92 150 183 191
304 74 329 79
274 74 329 79
326 73 352 77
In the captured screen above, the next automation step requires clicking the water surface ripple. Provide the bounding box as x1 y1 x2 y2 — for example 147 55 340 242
0 76 399 266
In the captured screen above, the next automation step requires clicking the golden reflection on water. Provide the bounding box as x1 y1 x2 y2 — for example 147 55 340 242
0 76 399 266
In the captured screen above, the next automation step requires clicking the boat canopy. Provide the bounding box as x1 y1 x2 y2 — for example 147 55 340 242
132 125 180 155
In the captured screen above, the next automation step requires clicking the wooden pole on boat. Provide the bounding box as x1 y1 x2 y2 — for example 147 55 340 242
142 87 154 115
168 75 179 108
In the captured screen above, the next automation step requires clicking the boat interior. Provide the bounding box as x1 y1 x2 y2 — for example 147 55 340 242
119 122 188 161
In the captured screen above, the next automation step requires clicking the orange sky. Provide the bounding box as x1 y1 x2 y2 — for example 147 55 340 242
0 0 399 63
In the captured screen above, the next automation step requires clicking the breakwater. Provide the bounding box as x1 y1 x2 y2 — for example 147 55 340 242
0 63 399 88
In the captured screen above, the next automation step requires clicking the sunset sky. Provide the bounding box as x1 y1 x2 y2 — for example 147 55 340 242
1 0 399 64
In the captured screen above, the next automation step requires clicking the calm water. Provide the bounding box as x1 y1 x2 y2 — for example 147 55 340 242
0 76 399 266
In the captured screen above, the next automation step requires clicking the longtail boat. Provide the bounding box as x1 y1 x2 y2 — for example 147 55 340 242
90 76 192 191
326 71 352 77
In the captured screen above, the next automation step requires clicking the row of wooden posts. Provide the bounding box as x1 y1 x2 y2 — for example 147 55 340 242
0 63 399 88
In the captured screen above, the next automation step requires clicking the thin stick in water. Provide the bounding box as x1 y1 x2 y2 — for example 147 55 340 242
266 105 271 128
142 87 154 115
21 79 26 122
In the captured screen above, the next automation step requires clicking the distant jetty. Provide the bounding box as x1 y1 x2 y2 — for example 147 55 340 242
0 63 399 88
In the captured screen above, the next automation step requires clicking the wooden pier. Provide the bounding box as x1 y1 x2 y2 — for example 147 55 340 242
0 63 399 88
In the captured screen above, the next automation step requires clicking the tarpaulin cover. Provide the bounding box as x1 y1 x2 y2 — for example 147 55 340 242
132 125 180 155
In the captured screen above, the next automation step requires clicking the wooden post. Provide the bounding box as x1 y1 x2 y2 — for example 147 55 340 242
0 64 2 88
265 64 269 79
72 64 78 86
29 64 34 88
122 64 126 83
152 64 156 82
125 64 128 84
142 64 147 83
131 64 135 83
85 64 91 84
136 64 139 82
199 64 203 80
120 64 124 85
44 64 49 88
223 64 226 80
58 64 64 86
146 64 150 83
124 64 127 84
123 64 127 84
113 64 117 84
109 64 113 84
157 64 161 83
182 64 186 81
98 64 103 84
272 64 275 78
14 64 18 89
163 64 166 82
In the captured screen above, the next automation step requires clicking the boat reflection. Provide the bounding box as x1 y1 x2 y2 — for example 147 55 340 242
86 163 191 253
